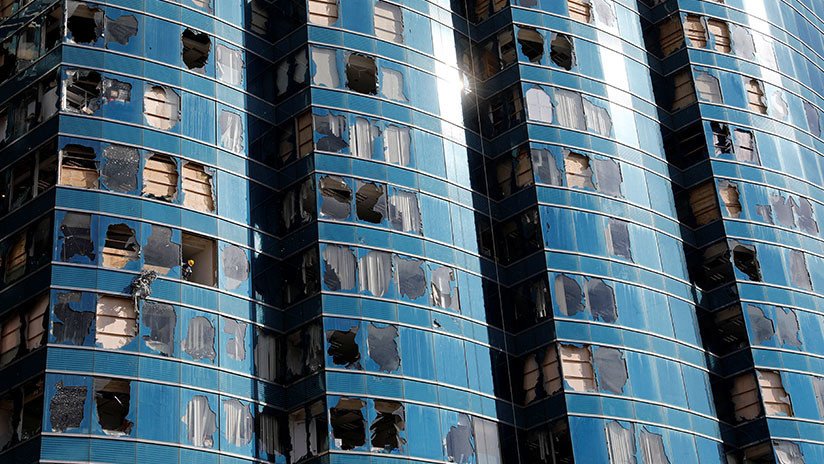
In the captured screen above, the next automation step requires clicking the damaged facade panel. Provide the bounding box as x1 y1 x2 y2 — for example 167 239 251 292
60 144 99 189
53 292 95 345
640 428 671 464
605 421 636 464
255 329 278 381
323 245 356 291
327 327 360 369
346 54 377 95
314 113 347 152
100 145 139 193
559 344 595 391
219 110 244 153
143 154 178 201
331 398 366 450
564 151 594 189
789 251 812 291
103 12 138 46
446 414 474 464
732 243 762 281
143 225 180 275
50 380 87 432
371 400 405 452
367 324 399 373
182 395 217 448
67 3 104 44
60 213 95 262
555 274 584 317
517 26 544 63
216 44 244 85
688 182 721 226
395 255 426 300
388 189 421 233
550 32 574 69
311 47 339 88
182 316 216 362
607 218 632 261
430 265 460 311
746 305 775 345
718 181 741 218
223 399 254 446
592 346 627 394
102 223 139 269
355 182 386 223
94 378 132 435
181 28 211 71
182 162 215 212
223 319 247 361
758 370 793 416
358 250 391 297
142 302 176 356
586 278 616 323
320 176 352 219
95 296 136 350
222 245 250 290
144 85 181 130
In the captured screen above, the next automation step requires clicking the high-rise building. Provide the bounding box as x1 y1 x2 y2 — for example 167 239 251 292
0 0 820 463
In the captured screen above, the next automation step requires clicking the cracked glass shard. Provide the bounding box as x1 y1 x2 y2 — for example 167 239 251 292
101 145 139 193
395 256 425 300
358 250 391 297
388 189 421 233
223 319 247 361
222 245 249 290
367 324 399 373
446 414 474 464
789 251 812 291
371 400 405 452
104 14 138 46
586 278 616 323
142 302 175 356
53 292 94 346
555 275 584 316
255 329 277 381
430 266 460 311
327 327 361 368
314 113 348 152
182 316 216 362
331 398 366 450
639 428 670 464
50 381 87 432
594 158 621 197
319 176 352 219
355 182 386 223
67 3 103 44
746 305 775 344
94 378 132 435
593 346 627 394
223 399 254 446
60 213 95 262
143 226 180 275
606 421 636 464
323 245 356 291
794 197 819 234
182 395 217 448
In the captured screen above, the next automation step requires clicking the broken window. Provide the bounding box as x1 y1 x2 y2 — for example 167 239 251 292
529 148 562 185
567 0 591 23
67 3 104 44
346 54 377 95
216 44 243 85
446 414 474 464
658 16 685 56
592 346 627 394
564 151 594 189
795 197 819 234
101 222 140 271
223 399 253 446
63 69 104 114
102 12 138 47
388 189 421 233
774 441 805 464
731 373 761 422
352 118 380 159
640 428 670 464
758 370 793 416
374 1 403 43
384 125 410 166
382 68 406 101
671 70 697 111
605 421 636 464
327 327 360 368
181 29 211 71
60 213 95 262
695 72 722 103
309 0 338 25
100 145 139 193
746 305 775 345
142 154 178 201
222 245 249 291
555 89 585 130
358 250 391 296
549 32 574 69
331 398 366 450
583 99 611 136
707 19 731 52
26 295 49 350
771 194 796 228
182 233 217 286
733 244 761 281
223 319 247 361
586 278 616 323
733 129 759 164
367 324 399 372
143 226 180 275
746 79 767 114
312 47 339 88
594 158 621 197
789 251 812 291
607 218 632 261
395 255 426 300
0 313 20 366
554 275 584 317
356 182 386 224
182 162 215 212
219 110 244 153
323 245 356 291
525 86 552 123
142 302 175 356
50 381 87 432
371 400 404 452
53 292 95 346
182 316 216 362
143 85 180 130
94 378 131 435
559 344 595 391
182 395 217 448
431 266 460 311
804 101 821 137
314 112 348 152
718 181 741 218
289 402 326 460
95 296 136 350
255 329 278 381
60 144 99 189
517 27 544 63
3 234 26 283
319 176 352 219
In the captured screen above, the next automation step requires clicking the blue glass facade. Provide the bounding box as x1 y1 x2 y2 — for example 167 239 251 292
0 0 820 463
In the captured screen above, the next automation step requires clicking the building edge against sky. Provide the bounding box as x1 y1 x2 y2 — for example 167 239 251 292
0 0 821 463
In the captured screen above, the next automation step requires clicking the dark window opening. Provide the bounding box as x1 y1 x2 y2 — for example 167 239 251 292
356 182 386 223
330 398 366 450
182 233 217 286
326 327 361 369
346 54 378 94
67 3 104 44
94 378 132 435
517 27 544 63
181 28 211 71
320 175 352 219
550 33 574 70
733 244 761 281
371 400 405 452
102 223 139 269
60 144 98 189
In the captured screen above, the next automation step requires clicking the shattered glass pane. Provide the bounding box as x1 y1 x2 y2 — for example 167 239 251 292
50 381 87 432
358 251 391 297
323 245 356 291
771 194 796 228
733 244 761 281
67 3 103 44
371 400 405 452
181 28 211 70
430 266 460 311
774 307 801 348
789 251 812 291
608 219 632 261
530 148 562 186
593 346 627 394
395 256 426 300
330 398 366 450
182 316 216 362
388 189 421 233
223 319 247 361
594 158 622 197
774 440 805 464
640 428 670 464
586 279 617 323
94 378 132 435
95 296 137 350
143 226 180 275
182 395 217 448
555 275 584 316
104 14 138 46
101 145 139 193
606 421 636 464
222 245 250 290
746 305 775 345
223 399 254 446
142 302 176 356
446 414 474 464
355 182 386 224
327 327 361 369
794 197 819 235
60 213 95 262
367 324 400 373
314 113 348 152
255 329 278 381
53 292 95 346
319 176 352 219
